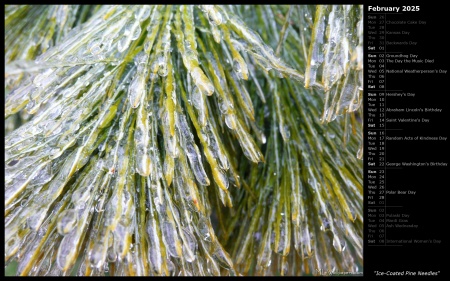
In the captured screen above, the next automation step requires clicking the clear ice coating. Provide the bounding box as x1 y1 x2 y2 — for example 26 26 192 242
5 4 362 277
177 112 210 186
128 69 146 109
57 209 78 235
304 6 326 88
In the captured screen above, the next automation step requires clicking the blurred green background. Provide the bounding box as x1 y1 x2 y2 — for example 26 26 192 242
5 261 17 276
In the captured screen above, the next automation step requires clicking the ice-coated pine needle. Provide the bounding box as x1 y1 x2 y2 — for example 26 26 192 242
5 4 363 277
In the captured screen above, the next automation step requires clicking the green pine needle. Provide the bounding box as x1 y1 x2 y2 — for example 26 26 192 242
5 5 363 276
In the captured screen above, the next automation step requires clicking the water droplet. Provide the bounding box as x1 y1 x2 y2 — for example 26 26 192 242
282 124 291 140
224 114 237 130
162 221 181 258
357 144 363 159
138 8 151 21
5 234 20 258
207 9 223 26
191 86 203 111
166 258 175 275
107 246 116 262
89 242 106 268
144 41 152 53
20 198 28 207
198 217 212 242
134 51 147 65
332 237 346 252
33 69 55 88
320 218 330 231
182 228 197 262
27 212 44 231
32 164 53 185
25 99 37 112
128 74 146 108
131 25 141 41
158 64 168 77
88 40 102 55
233 59 243 78
261 133 267 144
118 37 129 53
212 26 221 43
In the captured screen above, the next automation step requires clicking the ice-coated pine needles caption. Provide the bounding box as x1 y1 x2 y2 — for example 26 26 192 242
5 5 363 276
